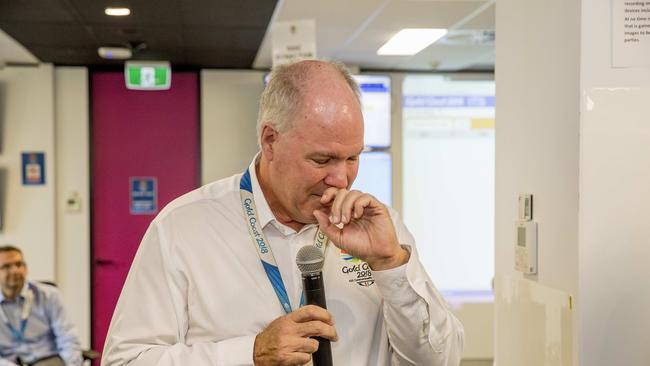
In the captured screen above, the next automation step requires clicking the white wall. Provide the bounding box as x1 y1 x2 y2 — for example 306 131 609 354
495 0 580 364
54 67 90 348
579 1 650 365
0 65 90 348
201 70 265 184
0 64 57 281
496 0 650 364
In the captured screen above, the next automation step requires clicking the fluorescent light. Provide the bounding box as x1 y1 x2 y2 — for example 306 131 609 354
105 7 131 16
377 28 448 56
97 46 132 60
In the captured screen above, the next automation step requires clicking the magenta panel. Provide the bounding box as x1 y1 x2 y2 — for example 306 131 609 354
91 72 199 355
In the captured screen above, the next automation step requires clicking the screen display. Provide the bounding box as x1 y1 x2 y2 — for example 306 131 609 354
403 75 495 302
353 75 391 148
352 152 392 206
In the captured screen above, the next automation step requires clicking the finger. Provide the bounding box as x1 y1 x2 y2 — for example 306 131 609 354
320 187 340 206
329 189 350 224
289 305 334 325
298 320 339 341
284 352 312 366
313 210 343 247
294 337 320 353
339 190 364 223
352 194 373 219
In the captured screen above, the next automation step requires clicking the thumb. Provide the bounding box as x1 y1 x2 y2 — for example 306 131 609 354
313 210 342 246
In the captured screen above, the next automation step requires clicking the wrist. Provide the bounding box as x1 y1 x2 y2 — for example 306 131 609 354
367 246 410 271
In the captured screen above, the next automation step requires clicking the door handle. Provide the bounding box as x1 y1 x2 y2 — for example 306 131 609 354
94 258 115 266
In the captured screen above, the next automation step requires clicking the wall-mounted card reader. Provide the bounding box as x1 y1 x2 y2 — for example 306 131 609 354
515 220 538 274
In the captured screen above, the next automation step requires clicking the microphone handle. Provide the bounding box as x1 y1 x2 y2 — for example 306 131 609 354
302 272 333 366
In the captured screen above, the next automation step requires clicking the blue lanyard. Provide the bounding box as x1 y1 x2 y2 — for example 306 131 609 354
1 290 32 343
5 318 28 343
240 168 328 314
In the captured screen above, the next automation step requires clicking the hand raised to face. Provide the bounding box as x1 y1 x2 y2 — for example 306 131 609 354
312 188 409 271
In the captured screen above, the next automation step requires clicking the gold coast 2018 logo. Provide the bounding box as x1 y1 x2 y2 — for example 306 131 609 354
340 250 375 287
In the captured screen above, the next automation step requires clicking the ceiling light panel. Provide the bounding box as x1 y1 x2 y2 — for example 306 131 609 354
105 7 131 16
377 28 448 55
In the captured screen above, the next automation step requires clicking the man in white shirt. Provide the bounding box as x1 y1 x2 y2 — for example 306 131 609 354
102 59 464 366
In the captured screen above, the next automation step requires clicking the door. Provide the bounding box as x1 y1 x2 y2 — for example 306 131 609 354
91 71 199 356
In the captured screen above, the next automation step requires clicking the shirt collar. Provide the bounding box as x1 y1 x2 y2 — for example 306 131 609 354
0 281 29 303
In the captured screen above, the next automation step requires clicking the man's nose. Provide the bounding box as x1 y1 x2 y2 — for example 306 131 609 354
324 162 348 189
9 263 23 273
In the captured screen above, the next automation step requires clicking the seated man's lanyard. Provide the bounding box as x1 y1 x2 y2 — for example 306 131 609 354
240 168 329 314
0 288 33 343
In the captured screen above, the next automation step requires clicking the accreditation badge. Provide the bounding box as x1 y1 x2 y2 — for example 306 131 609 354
339 249 375 287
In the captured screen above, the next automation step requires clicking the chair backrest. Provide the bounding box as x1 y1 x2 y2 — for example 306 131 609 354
37 281 58 288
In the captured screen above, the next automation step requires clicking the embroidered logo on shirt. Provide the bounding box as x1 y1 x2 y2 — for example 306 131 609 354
340 249 375 287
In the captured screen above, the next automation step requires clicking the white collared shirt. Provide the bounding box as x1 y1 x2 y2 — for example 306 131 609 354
102 159 464 366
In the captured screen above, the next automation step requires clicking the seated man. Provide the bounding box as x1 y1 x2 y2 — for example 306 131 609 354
0 246 82 366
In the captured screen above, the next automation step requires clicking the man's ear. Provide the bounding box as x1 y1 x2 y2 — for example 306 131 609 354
260 123 279 161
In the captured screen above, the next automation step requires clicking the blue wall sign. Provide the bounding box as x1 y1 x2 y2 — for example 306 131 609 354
21 152 45 185
129 177 157 215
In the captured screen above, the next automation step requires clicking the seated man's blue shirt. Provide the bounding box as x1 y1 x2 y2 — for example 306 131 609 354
0 282 81 366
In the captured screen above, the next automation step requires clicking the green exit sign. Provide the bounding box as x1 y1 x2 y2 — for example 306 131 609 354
125 61 171 90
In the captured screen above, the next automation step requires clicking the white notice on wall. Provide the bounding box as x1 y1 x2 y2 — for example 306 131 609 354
613 0 650 67
271 20 316 68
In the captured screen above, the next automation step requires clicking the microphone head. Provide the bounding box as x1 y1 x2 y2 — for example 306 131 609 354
296 245 325 274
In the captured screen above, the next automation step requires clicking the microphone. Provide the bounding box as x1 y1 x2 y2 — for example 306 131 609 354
296 245 333 366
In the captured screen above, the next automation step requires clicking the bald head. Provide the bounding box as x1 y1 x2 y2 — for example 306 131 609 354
257 60 361 145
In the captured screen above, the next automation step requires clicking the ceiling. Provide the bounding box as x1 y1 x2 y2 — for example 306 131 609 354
0 0 277 68
0 0 494 71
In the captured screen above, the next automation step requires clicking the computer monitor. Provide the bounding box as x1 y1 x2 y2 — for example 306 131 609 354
352 152 392 207
352 75 391 149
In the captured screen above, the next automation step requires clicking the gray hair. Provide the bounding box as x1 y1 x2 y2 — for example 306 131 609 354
256 59 361 146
